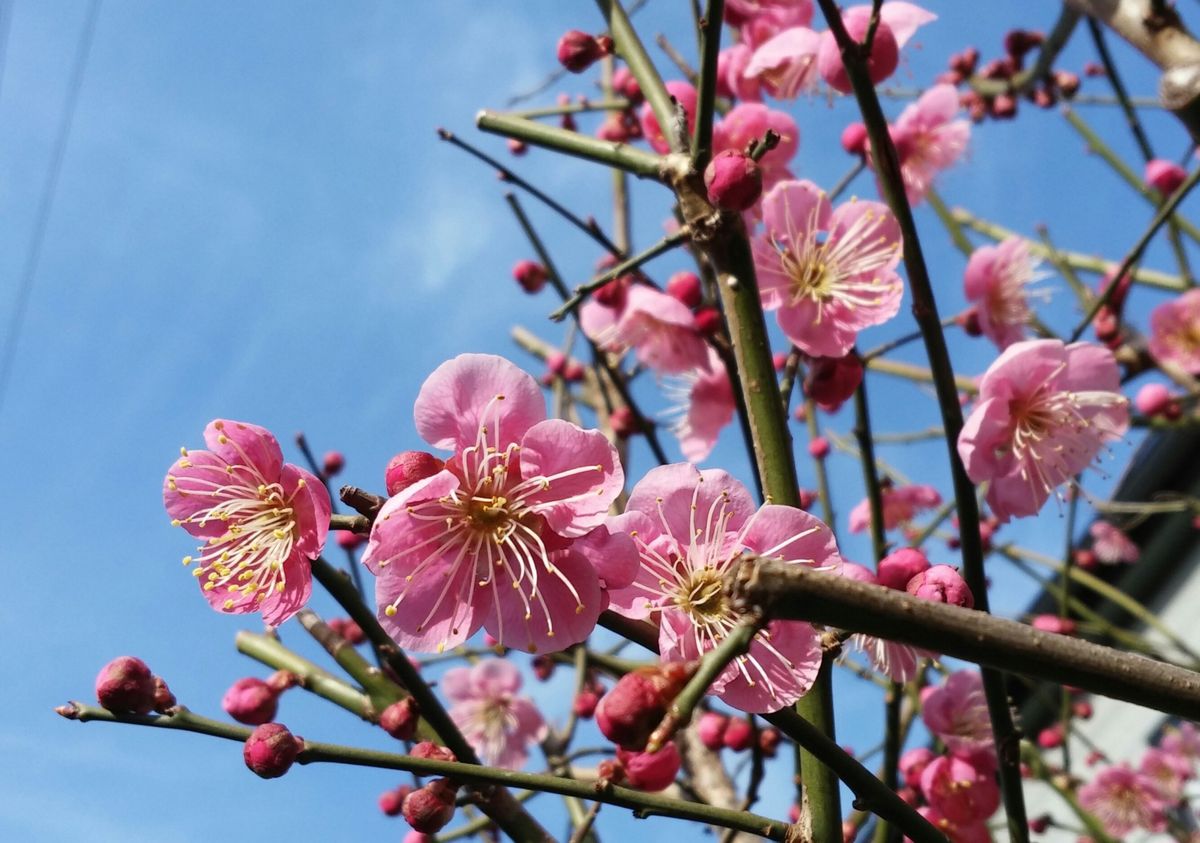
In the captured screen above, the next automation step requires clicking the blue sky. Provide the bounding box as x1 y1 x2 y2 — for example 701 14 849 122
1 2 1192 840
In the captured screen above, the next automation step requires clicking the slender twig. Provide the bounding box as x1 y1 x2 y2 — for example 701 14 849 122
690 0 724 170
295 433 367 599
968 6 1081 97
804 397 837 532
514 98 631 120
729 557 1200 721
550 228 691 321
864 357 978 394
235 631 378 722
477 110 664 179
853 378 888 565
297 608 405 712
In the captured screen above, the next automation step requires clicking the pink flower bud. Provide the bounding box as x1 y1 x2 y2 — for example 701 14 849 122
1136 382 1174 417
842 821 857 843
336 529 366 551
380 784 413 816
532 654 555 682
772 351 789 371
545 350 567 376
666 271 703 308
609 406 638 439
1036 724 1063 749
617 742 682 791
152 676 176 713
563 359 585 382
1031 614 1077 635
906 565 974 608
722 717 753 751
386 451 446 496
804 354 863 412
697 711 728 750
322 450 345 476
612 66 643 104
223 677 279 726
402 779 459 834
380 697 421 740
411 741 456 762
557 30 606 74
403 832 432 843
899 747 936 789
243 722 304 778
818 13 900 94
1073 548 1098 570
593 275 630 308
990 93 1018 119
573 688 600 719
841 122 868 156
596 664 690 750
507 138 527 157
327 617 366 645
1029 814 1050 833
1054 70 1080 97
877 548 931 591
758 727 782 757
1004 29 1043 58
1073 700 1094 719
957 306 983 337
95 656 157 715
797 487 817 510
512 259 548 294
704 150 763 211
1142 157 1180 195
693 306 723 336
793 403 808 423
807 436 830 459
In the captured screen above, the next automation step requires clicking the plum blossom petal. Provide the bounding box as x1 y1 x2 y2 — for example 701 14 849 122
414 353 546 452
519 419 624 537
963 237 1045 350
884 83 969 204
165 419 330 627
745 27 821 100
1149 288 1200 374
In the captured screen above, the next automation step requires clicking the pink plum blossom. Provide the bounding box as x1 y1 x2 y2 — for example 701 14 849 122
442 658 546 769
165 419 331 626
713 103 801 190
1140 747 1192 802
1078 764 1170 837
580 285 709 375
958 340 1129 522
963 237 1044 349
885 83 970 204
729 0 814 48
1149 288 1200 374
848 484 942 535
921 671 995 762
754 179 904 357
1161 722 1200 763
718 44 763 102
745 27 821 100
606 464 840 712
817 4 935 94
363 354 637 654
640 80 697 153
919 754 1000 825
1089 520 1138 564
663 347 737 463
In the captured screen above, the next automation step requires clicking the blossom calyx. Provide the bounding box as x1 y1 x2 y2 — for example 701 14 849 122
243 722 304 779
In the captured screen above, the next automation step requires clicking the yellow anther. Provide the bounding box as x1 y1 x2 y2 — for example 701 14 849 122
179 459 192 469
385 605 397 616
171 518 181 527
223 598 234 609
218 434 228 444
275 582 285 592
297 478 306 488
182 555 193 565
180 446 188 456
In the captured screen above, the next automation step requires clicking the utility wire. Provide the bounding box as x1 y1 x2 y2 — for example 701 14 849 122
0 0 102 417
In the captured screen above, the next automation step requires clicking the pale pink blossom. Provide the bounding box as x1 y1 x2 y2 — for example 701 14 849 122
728 0 815 48
443 658 547 769
1140 747 1192 803
1089 520 1139 565
606 464 839 712
363 354 637 654
921 671 995 761
1161 722 1200 763
1149 288 1200 374
581 285 709 375
885 83 970 204
663 347 737 463
958 340 1129 522
754 179 904 357
963 237 1044 349
817 4 936 94
718 44 763 102
713 103 800 190
745 27 821 100
165 419 331 626
1078 764 1170 837
848 484 942 534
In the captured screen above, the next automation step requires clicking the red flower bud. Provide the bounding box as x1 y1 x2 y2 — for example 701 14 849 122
1036 724 1064 749
152 676 177 713
906 565 974 608
563 359 585 382
704 150 763 211
386 451 446 497
1029 814 1051 833
243 722 304 778
758 727 782 757
609 406 638 439
507 138 527 157
1054 70 1081 97
617 742 682 791
322 450 345 477
1073 700 1094 720
336 529 366 551
1073 548 1098 570
532 654 555 682
1030 614 1077 635
223 677 280 726
1145 158 1187 196
990 93 1018 119
819 13 899 94
557 30 606 73
595 663 691 751
380 784 414 816
402 779 459 833
411 741 456 763
841 122 869 156
696 711 728 751
380 697 421 741
722 717 753 751
807 436 830 460
804 354 863 412
693 306 723 336
95 656 157 715
512 259 549 294
666 271 703 308
1135 383 1174 417
877 547 931 591
573 688 601 719
612 66 643 104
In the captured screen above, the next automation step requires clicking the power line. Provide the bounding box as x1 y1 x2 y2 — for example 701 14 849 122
0 0 102 417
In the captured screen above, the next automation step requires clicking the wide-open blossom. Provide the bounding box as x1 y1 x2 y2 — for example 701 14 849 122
662 347 737 463
1149 288 1200 374
443 659 546 769
921 671 995 762
816 3 937 94
848 483 942 534
1089 520 1139 564
164 419 331 626
744 27 820 100
1161 722 1200 764
606 464 840 712
958 339 1129 522
754 179 904 357
884 83 970 204
963 236 1044 349
1078 764 1170 837
1140 747 1192 802
580 285 709 375
363 354 636 654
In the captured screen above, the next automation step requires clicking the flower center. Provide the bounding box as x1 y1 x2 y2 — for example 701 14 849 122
674 567 729 623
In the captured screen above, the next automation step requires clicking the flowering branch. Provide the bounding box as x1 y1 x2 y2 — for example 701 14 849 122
234 631 378 721
728 557 1200 720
